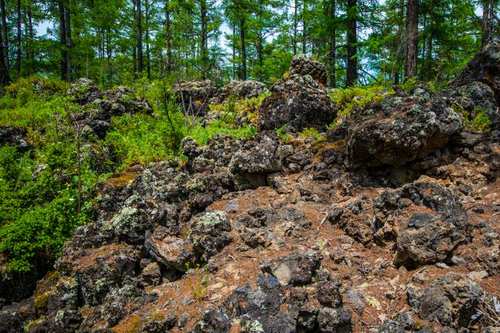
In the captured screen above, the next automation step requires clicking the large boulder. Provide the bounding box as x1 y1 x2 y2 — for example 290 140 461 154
174 80 217 116
346 93 463 168
289 56 328 86
258 65 336 131
452 40 500 105
408 273 496 329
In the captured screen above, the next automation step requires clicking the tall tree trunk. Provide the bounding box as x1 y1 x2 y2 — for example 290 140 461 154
481 0 494 48
136 0 144 74
0 0 8 85
164 0 172 74
328 0 336 88
302 0 306 54
26 0 34 75
65 1 72 79
424 4 434 81
58 0 70 81
106 29 112 85
0 0 9 83
145 0 151 79
132 1 137 76
239 18 247 81
405 0 418 79
232 24 236 80
346 0 358 86
200 0 208 79
16 0 21 77
256 0 264 81
293 0 298 55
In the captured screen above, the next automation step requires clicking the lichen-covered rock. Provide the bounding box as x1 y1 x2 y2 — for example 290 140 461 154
258 59 336 131
452 40 500 105
267 252 321 286
289 56 328 86
174 80 218 116
0 126 30 150
68 78 101 105
230 135 285 189
449 81 499 128
258 74 335 131
212 80 268 104
317 307 352 333
145 226 194 272
189 211 232 262
347 94 463 167
408 273 495 329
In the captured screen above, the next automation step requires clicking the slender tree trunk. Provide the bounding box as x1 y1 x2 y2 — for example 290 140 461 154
132 0 137 76
302 0 306 54
232 24 236 80
256 0 264 81
346 0 358 86
164 0 172 74
145 0 151 79
16 0 21 77
200 0 208 79
481 0 494 48
136 0 144 74
58 0 70 81
328 0 336 88
26 1 34 75
293 0 298 55
65 1 72 80
0 0 9 84
405 0 418 79
424 4 434 81
106 29 112 85
239 18 247 81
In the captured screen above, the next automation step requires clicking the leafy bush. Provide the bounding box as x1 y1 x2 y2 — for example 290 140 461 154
105 113 184 169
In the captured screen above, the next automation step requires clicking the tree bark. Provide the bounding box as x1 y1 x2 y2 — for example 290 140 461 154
293 0 298 55
256 0 264 81
328 0 336 88
26 0 34 75
302 0 306 54
145 0 151 79
16 0 21 77
481 0 494 48
0 0 9 84
346 0 358 86
136 0 144 74
405 0 418 79
58 0 71 81
0 0 8 84
239 17 247 81
200 0 208 79
164 0 172 74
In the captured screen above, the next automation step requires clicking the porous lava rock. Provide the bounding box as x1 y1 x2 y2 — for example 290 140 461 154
258 58 336 131
346 93 463 168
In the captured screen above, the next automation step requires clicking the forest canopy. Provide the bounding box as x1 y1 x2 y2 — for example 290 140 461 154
0 0 498 88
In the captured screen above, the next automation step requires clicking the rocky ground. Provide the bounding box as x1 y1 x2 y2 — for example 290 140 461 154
0 44 499 332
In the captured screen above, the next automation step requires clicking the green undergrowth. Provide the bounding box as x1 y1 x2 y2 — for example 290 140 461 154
329 85 393 127
0 78 258 273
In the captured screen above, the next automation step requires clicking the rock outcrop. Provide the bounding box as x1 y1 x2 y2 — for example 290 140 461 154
211 80 268 104
258 59 336 131
346 91 463 168
174 80 218 116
